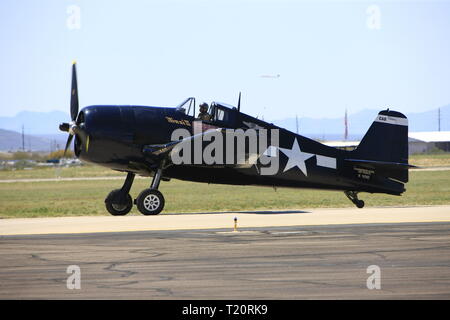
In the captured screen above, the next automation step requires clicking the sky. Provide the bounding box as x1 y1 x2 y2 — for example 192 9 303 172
1 0 450 121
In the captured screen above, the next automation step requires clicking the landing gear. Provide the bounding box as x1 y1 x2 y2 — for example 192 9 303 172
135 168 165 215
105 172 135 215
344 191 365 208
136 189 165 215
105 167 166 216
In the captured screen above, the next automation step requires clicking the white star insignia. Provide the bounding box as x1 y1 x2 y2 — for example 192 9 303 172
279 138 315 176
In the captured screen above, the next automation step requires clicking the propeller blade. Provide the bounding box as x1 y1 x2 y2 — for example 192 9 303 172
70 61 79 121
60 62 84 158
63 134 74 157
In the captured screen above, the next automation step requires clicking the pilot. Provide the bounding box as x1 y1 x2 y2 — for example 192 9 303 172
197 102 211 121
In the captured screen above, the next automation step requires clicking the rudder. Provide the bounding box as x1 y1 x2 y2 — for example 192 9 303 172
350 109 410 183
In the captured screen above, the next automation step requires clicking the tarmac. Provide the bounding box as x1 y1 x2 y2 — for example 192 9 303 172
1 206 450 299
1 205 450 236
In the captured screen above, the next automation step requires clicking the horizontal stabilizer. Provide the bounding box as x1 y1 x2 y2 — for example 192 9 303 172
345 159 416 169
344 158 415 183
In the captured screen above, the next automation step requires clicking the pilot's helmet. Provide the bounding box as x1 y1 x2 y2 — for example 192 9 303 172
199 103 208 112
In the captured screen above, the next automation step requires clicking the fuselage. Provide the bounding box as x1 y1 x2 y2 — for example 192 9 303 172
75 103 405 195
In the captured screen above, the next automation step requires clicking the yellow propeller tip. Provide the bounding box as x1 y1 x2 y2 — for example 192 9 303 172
72 60 77 65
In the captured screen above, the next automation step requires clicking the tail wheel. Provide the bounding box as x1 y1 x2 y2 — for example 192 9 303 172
105 190 133 216
344 191 365 209
136 189 165 215
356 200 365 208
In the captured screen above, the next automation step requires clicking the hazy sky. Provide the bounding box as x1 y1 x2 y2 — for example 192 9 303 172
1 0 449 121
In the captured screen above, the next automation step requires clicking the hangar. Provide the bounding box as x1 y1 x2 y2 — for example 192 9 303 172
408 131 450 155
323 131 450 155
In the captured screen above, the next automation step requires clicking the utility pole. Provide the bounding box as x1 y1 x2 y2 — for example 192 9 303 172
344 109 348 140
21 125 25 151
438 108 441 132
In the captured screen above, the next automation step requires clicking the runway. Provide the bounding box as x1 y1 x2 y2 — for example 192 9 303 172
1 222 450 299
1 206 450 299
1 205 450 236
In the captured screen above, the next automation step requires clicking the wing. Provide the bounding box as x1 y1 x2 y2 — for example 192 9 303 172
143 128 223 159
142 127 267 170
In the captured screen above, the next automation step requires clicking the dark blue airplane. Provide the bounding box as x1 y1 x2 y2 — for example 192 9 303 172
59 63 414 216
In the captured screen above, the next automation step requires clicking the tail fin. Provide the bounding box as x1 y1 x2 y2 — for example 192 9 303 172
349 109 411 183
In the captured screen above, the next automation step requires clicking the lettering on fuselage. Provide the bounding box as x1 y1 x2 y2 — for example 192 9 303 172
165 116 191 127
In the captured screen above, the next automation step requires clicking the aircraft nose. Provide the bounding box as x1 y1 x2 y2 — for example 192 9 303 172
73 105 136 164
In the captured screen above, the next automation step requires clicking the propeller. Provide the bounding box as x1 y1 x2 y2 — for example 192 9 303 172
70 61 79 121
59 61 88 156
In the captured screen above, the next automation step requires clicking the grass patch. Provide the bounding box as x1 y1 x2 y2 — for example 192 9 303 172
0 164 122 180
0 170 449 218
0 153 448 181
409 153 450 167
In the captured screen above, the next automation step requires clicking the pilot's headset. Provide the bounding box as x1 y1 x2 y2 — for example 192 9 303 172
200 103 208 112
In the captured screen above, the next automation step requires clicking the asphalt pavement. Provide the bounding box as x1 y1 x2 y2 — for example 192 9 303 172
1 221 450 299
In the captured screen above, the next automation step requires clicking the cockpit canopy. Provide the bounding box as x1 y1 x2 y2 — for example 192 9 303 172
175 97 196 115
175 97 239 128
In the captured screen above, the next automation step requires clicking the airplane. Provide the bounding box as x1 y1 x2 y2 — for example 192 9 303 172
59 62 414 216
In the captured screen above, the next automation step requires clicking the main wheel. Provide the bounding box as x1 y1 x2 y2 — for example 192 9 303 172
105 189 133 216
136 189 165 215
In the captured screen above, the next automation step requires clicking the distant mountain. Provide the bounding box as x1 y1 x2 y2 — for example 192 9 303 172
0 110 69 135
0 105 448 147
0 128 66 152
272 105 450 139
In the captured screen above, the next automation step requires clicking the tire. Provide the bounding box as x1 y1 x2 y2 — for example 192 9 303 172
356 200 365 209
105 189 133 216
136 189 165 215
